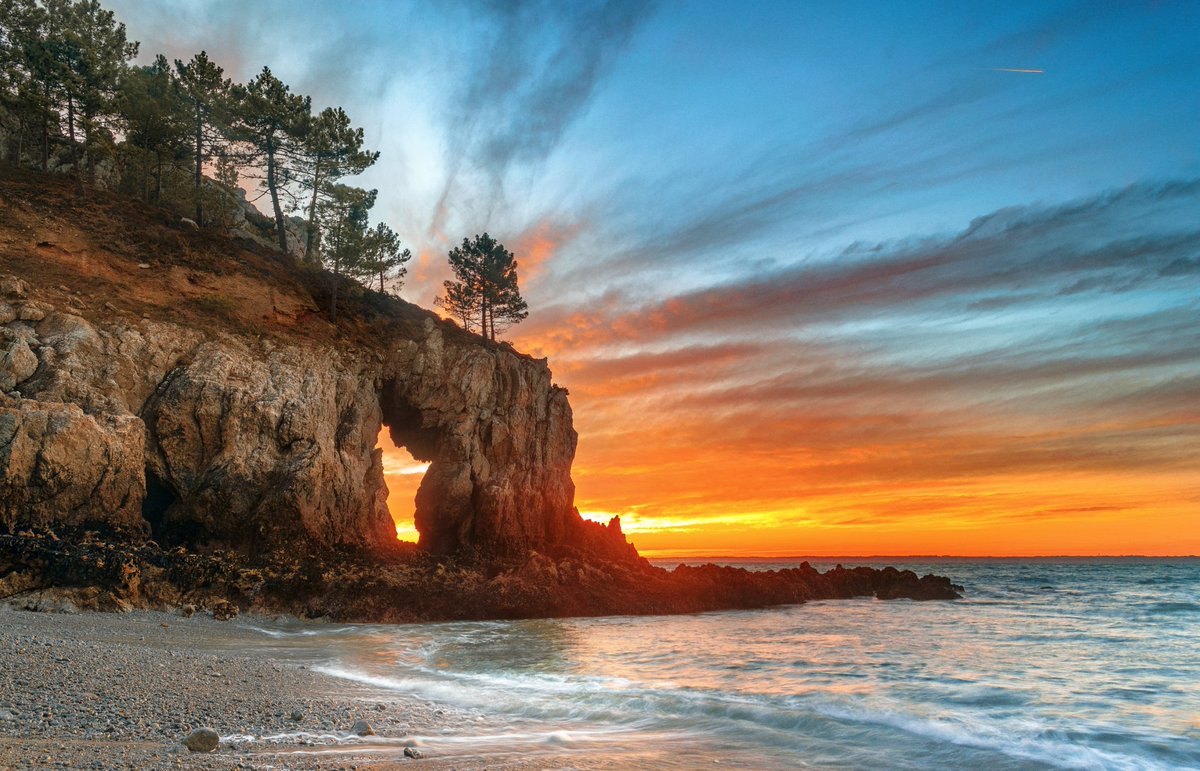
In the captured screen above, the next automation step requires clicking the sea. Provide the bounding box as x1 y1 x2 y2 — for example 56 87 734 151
246 558 1200 770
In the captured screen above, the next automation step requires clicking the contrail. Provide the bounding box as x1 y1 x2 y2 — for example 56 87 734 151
990 67 1045 74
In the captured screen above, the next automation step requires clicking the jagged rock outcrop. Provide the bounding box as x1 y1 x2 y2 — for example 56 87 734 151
0 262 612 559
0 531 962 622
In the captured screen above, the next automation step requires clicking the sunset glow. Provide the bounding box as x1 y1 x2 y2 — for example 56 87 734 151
114 1 1200 558
378 427 424 542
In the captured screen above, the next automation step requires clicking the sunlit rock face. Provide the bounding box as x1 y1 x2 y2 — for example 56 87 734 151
379 323 581 556
0 270 622 560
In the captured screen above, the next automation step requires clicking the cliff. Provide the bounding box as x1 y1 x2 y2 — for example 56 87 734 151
0 167 959 619
0 167 625 561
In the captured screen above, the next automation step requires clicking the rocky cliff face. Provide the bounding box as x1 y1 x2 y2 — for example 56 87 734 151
0 169 628 561
0 273 606 557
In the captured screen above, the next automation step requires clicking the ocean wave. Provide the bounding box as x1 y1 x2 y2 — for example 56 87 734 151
812 701 1174 771
255 560 1199 769
1144 601 1200 615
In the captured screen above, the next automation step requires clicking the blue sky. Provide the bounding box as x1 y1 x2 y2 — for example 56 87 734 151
108 1 1200 304
106 0 1200 553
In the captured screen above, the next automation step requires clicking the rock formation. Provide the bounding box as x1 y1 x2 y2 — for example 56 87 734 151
0 168 959 619
0 271 614 558
0 168 624 561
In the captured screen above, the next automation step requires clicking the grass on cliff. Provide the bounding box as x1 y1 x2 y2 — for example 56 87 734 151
0 165 522 355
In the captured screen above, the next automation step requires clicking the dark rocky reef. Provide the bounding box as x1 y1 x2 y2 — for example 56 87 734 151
0 530 961 621
0 167 960 620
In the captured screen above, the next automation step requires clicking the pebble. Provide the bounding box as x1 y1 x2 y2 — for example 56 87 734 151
404 746 423 759
350 719 375 736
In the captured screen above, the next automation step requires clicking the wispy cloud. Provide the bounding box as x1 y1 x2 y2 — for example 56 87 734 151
429 0 658 236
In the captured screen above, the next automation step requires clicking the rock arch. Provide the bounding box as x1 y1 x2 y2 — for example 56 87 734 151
378 321 581 556
1 276 632 561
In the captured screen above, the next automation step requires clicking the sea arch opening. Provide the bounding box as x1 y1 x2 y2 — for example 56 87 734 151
377 383 442 548
377 425 427 543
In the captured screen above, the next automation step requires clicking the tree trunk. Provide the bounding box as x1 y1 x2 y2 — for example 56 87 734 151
330 215 344 323
84 115 96 185
155 154 163 202
266 136 288 254
40 84 50 172
304 159 321 261
328 254 338 324
141 146 148 202
194 103 203 223
66 96 83 194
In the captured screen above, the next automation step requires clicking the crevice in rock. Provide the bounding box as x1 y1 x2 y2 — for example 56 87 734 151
140 465 177 541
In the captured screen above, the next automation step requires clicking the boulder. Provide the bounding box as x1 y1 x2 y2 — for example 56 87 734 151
0 339 37 391
183 727 219 752
0 397 147 533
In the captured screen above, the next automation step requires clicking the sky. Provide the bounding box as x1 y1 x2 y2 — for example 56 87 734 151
108 0 1200 556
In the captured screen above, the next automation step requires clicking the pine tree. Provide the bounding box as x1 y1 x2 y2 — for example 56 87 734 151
436 233 528 341
0 0 52 166
0 0 64 171
174 50 230 223
119 53 189 201
227 66 310 254
317 183 375 322
300 106 378 261
52 0 139 188
353 222 411 294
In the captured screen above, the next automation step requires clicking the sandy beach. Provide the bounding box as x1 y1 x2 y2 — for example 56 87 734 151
0 605 535 770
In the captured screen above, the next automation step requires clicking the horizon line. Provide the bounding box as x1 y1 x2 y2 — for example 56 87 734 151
641 553 1200 560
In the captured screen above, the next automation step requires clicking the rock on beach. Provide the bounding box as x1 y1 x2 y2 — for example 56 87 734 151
183 726 220 752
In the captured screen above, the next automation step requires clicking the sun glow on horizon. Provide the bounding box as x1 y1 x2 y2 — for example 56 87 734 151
378 426 424 542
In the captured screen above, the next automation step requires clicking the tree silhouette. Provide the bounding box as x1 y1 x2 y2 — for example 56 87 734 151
300 106 377 261
174 50 230 223
352 222 410 294
437 233 528 341
227 66 309 253
317 183 375 322
120 54 188 202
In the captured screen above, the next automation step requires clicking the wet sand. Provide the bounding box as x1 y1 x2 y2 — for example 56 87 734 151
0 605 546 770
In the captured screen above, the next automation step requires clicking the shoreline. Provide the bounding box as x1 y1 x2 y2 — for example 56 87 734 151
0 606 541 769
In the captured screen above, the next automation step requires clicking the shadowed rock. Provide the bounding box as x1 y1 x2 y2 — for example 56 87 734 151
0 267 620 560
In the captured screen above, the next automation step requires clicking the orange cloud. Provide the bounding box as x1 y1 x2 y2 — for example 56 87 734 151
509 218 585 286
393 183 1200 558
